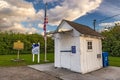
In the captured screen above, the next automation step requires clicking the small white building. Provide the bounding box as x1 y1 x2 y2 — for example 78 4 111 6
53 20 103 74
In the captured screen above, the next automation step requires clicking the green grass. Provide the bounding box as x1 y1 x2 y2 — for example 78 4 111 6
0 54 120 67
0 53 54 67
109 56 120 67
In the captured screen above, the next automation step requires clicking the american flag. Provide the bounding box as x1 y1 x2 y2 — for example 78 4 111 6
43 3 48 37
43 17 48 32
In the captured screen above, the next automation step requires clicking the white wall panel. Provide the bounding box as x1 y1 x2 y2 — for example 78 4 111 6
80 36 102 74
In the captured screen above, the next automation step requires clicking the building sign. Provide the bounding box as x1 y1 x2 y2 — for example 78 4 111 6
13 40 24 60
32 43 40 54
71 46 76 53
32 43 40 63
13 40 24 50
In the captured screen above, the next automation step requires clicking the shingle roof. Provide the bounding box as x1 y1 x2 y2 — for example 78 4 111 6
63 20 102 37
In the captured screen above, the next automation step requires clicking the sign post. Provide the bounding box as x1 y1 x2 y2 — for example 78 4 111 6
17 50 20 59
13 40 24 61
32 43 40 63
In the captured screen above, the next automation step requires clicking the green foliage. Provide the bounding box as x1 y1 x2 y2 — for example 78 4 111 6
0 32 54 55
101 25 120 56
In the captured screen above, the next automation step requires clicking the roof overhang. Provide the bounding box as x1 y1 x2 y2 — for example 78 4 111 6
57 29 73 33
80 34 103 39
47 29 73 35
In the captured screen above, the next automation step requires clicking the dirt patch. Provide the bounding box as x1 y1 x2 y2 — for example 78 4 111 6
0 66 61 80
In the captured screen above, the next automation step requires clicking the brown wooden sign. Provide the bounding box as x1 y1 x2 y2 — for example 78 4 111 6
13 40 24 50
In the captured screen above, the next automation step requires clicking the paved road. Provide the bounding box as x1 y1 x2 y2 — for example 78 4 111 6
29 63 120 80
0 64 120 80
0 66 61 80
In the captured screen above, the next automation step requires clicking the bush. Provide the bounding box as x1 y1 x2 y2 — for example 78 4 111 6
101 25 120 57
0 32 54 55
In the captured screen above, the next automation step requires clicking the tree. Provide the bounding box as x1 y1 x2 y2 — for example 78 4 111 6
0 32 54 55
101 25 120 56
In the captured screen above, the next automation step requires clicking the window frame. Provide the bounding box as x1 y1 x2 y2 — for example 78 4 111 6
87 40 93 52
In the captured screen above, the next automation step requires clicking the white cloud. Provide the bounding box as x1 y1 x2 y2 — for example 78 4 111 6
43 0 58 3
40 30 50 36
9 23 27 33
40 0 103 25
0 0 35 18
98 21 120 32
41 31 44 36
0 0 36 33
0 0 103 33
0 22 38 34
25 0 103 27
26 27 38 34
0 0 10 9
99 21 120 28
38 23 43 28
99 23 114 27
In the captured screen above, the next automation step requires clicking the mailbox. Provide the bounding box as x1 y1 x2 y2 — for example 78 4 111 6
102 52 109 67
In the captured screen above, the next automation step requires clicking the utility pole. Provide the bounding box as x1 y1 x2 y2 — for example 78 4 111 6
93 19 96 31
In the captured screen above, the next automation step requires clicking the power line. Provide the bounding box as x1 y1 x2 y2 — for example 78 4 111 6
99 14 120 22
93 13 120 31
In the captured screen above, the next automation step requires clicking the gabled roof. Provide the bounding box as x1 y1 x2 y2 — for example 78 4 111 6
58 20 102 37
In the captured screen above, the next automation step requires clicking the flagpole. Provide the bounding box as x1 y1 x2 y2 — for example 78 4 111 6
45 33 47 61
44 3 48 62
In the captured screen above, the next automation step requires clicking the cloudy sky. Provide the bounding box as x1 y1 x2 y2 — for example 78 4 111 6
0 0 120 34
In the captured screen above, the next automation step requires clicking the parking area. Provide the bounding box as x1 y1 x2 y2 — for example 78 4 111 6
29 63 120 80
0 66 60 80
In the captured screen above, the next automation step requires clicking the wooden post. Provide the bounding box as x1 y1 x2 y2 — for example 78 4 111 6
17 50 20 59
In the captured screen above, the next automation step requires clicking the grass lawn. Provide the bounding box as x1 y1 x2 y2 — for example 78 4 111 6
109 56 120 67
0 53 120 67
0 53 54 67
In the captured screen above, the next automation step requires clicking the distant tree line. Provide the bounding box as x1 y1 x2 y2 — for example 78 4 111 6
0 32 54 55
1 25 120 57
101 25 120 57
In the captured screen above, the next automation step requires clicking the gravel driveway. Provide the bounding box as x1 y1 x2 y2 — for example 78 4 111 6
0 66 61 80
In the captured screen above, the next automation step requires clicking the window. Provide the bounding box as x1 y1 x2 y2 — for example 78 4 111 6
87 41 92 51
